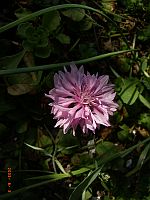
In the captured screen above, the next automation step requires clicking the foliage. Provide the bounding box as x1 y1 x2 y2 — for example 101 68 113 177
0 0 150 200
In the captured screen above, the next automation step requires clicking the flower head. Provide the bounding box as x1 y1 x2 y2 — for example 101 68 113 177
46 64 118 135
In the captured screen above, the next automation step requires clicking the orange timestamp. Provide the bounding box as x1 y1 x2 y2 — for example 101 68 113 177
7 167 12 192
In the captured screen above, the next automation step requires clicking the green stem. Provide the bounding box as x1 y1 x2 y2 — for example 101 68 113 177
0 4 118 33
0 49 135 76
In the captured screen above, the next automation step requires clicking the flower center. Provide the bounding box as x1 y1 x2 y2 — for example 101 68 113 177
73 84 95 106
78 88 95 106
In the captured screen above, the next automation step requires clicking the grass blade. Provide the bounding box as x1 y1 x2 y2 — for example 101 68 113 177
0 49 136 76
69 167 102 200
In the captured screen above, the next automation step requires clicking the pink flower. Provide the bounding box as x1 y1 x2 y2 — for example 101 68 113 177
46 64 118 135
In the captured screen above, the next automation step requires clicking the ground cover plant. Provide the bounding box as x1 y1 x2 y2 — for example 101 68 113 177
0 0 150 199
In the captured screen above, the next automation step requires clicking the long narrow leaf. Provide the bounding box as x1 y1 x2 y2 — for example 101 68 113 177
1 137 150 199
0 49 135 76
0 4 124 33
126 142 150 177
25 142 44 151
0 3 130 49
139 94 150 109
69 167 102 200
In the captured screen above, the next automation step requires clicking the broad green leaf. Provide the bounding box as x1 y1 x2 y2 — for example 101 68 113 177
118 124 131 141
79 18 93 31
69 167 102 200
7 84 34 95
7 73 33 84
62 8 85 21
102 0 116 11
118 57 130 72
7 73 35 95
139 94 150 109
142 77 150 90
25 26 49 47
36 129 53 154
56 33 70 44
15 8 32 19
71 153 92 166
96 141 118 156
57 131 79 154
117 130 131 141
42 11 61 33
0 50 25 70
119 78 141 105
35 46 51 58
82 189 92 200
138 25 150 41
79 43 97 59
17 22 33 38
138 113 150 130
119 124 129 130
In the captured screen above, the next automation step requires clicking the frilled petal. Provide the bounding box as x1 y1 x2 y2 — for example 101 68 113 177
46 64 118 135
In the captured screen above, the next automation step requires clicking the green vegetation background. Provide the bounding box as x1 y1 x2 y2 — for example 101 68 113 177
0 0 150 199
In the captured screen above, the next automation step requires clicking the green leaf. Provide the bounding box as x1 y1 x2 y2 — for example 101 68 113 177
62 8 85 21
15 8 32 19
55 159 67 174
71 153 92 167
102 0 116 11
1 137 150 200
117 124 132 141
7 84 34 96
7 73 33 84
141 58 148 71
79 18 93 31
25 26 49 47
138 25 150 41
126 143 150 176
117 130 131 141
119 78 141 105
96 141 118 157
142 77 150 90
139 94 150 109
119 124 129 130
79 43 97 59
0 51 25 70
36 129 53 154
7 73 35 95
35 46 51 58
57 131 79 154
138 113 150 130
56 33 70 44
25 143 44 151
17 22 33 38
118 57 131 72
42 11 61 33
82 189 92 200
69 167 102 200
